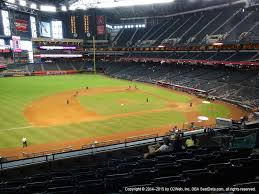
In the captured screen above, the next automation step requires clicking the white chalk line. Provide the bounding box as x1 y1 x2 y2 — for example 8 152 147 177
0 126 34 133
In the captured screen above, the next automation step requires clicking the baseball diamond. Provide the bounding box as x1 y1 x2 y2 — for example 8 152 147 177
0 74 247 157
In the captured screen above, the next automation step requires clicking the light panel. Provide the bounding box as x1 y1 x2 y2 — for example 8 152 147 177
40 5 57 12
19 0 26 6
30 3 37 9
7 0 15 4
61 5 67 11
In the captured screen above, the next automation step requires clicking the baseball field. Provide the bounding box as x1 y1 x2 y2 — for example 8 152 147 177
0 74 248 158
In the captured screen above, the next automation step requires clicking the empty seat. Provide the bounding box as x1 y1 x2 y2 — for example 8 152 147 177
124 156 141 163
47 185 75 194
28 173 50 182
178 159 204 170
132 168 158 184
156 163 181 177
97 167 118 177
208 162 232 171
154 175 182 184
48 176 74 188
117 163 137 174
155 155 175 164
50 171 72 178
104 173 132 192
2 179 25 188
186 172 217 186
190 148 209 156
175 152 193 160
79 182 105 194
136 159 155 169
74 172 97 182
182 168 208 177
24 181 47 193
0 186 21 194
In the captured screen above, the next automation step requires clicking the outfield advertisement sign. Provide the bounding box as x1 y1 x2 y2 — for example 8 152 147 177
33 70 79 76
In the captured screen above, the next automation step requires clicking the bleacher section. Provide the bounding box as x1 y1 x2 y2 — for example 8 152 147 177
113 3 259 47
126 51 257 62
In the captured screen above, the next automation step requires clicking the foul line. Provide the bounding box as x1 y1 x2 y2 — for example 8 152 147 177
0 126 33 133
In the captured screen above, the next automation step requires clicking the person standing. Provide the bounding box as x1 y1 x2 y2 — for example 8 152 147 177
22 137 27 148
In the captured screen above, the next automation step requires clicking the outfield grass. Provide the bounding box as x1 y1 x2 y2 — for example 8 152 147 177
197 103 230 118
0 74 230 148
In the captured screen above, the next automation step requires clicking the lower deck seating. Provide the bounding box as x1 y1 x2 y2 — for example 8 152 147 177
1 144 258 193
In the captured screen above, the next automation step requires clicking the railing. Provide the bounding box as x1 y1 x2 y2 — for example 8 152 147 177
0 156 19 162
81 134 158 149
22 146 73 158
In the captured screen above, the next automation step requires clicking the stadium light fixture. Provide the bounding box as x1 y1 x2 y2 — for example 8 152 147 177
40 5 57 12
68 5 76 11
7 0 15 4
61 5 67 11
30 3 37 9
19 0 26 6
213 42 223 46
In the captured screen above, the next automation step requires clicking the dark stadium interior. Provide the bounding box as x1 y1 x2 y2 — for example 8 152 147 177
1 0 259 193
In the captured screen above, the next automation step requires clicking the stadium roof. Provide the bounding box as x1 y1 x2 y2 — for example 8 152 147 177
94 0 244 21
2 0 247 17
67 0 242 10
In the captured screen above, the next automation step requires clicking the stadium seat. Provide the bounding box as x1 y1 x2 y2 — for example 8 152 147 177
47 185 76 194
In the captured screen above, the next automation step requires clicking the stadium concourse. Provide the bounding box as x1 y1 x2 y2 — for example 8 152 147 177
0 0 259 193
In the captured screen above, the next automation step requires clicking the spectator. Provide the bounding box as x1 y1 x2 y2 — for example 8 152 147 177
185 134 199 148
172 134 184 152
144 137 172 158
169 126 178 134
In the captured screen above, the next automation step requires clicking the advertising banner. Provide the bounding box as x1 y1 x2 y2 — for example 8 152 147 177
12 36 22 53
15 19 28 32
40 22 51 37
96 16 106 35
